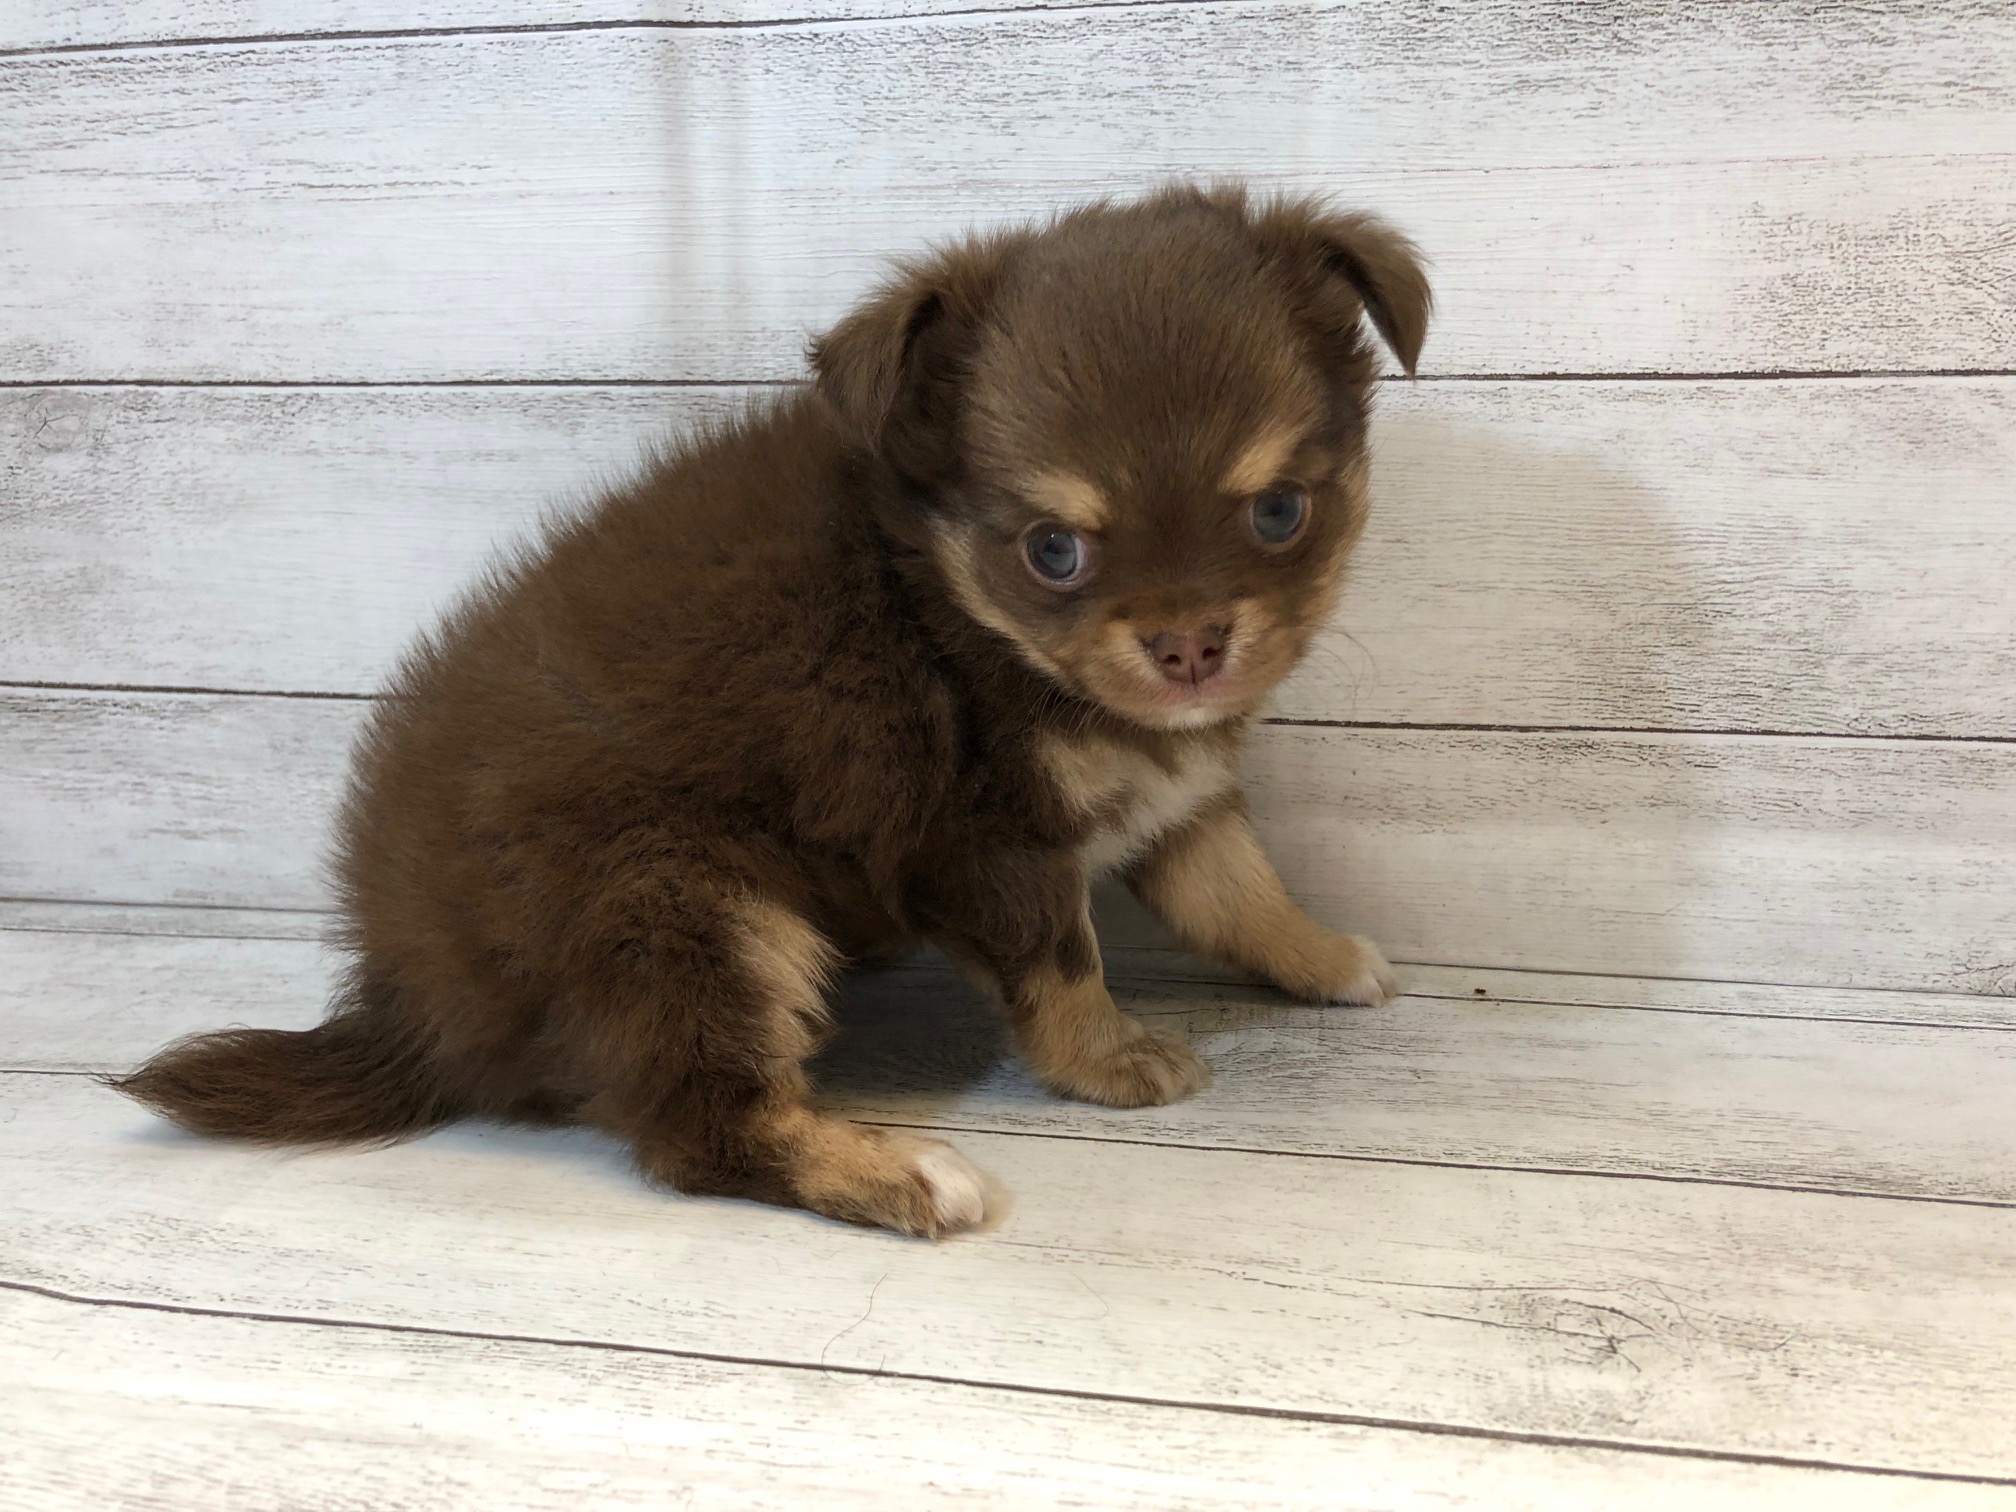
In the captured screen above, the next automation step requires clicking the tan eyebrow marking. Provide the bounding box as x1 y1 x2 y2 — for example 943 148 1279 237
1022 471 1108 531
1219 421 1305 496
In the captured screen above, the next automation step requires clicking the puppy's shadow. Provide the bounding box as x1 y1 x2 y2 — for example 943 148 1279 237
810 955 1023 1123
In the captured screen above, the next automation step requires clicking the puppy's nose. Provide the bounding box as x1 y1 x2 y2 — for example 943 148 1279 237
1143 625 1228 686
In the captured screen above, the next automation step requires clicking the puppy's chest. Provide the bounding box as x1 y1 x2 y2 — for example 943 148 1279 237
1039 733 1237 877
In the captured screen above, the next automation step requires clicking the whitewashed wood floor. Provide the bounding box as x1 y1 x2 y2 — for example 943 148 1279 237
2 902 2011 1510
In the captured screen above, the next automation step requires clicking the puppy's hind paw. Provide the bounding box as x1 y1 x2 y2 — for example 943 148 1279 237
910 1141 990 1233
783 1120 1001 1240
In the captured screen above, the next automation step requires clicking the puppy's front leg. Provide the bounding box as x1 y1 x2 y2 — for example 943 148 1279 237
943 893 1207 1109
1129 798 1398 1007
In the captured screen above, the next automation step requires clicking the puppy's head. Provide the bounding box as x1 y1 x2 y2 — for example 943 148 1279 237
813 184 1430 730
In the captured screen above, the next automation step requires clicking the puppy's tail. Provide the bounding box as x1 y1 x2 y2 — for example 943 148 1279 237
105 975 459 1146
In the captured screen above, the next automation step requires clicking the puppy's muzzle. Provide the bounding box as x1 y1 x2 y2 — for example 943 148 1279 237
1142 625 1228 687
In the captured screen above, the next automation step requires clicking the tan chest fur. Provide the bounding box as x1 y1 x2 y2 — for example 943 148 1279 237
1039 731 1238 878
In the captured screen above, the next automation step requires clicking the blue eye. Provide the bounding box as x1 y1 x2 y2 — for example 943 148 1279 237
1025 525 1088 586
1250 487 1308 547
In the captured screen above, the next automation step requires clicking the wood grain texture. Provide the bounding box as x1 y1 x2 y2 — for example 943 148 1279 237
828 972 2016 1202
7 1073 2016 1478
8 379 2014 738
1245 724 2016 997
6 688 2010 992
16 1292 2011 1512
0 384 750 696
7 925 2012 1201
0 689 356 910
3 14 2012 381
1 928 332 1068
8 896 2009 1027
1 0 1077 56
0 899 335 942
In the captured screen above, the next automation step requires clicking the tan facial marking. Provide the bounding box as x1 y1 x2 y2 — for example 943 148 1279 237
929 518 1069 680
1070 617 1247 730
1023 470 1109 531
1219 420 1306 497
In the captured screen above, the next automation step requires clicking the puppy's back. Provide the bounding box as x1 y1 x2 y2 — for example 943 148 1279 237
334 390 949 969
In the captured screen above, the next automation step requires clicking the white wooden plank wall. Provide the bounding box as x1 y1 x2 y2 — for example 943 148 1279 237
6 15 2015 381
2 2 2012 996
10 9 2016 1507
8 380 2014 733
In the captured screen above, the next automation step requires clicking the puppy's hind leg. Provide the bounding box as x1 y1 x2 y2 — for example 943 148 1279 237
570 878 992 1238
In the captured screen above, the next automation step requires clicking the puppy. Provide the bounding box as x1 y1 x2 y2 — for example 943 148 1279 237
114 183 1429 1237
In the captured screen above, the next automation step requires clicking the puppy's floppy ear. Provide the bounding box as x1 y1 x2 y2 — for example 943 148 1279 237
1240 196 1433 377
809 232 1024 465
809 273 941 445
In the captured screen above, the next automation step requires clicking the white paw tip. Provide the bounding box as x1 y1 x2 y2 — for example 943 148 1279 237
913 1145 988 1231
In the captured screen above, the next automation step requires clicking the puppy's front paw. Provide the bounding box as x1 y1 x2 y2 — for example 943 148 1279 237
1050 1024 1210 1109
1277 933 1398 1007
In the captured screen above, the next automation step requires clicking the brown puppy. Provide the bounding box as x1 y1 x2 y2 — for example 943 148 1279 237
114 184 1429 1238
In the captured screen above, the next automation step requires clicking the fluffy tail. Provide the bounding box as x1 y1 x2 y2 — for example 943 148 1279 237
106 980 458 1146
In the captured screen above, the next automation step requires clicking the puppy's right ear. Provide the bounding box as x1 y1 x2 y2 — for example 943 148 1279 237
810 233 1023 471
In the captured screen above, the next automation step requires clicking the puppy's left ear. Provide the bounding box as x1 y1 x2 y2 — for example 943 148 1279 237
1244 200 1433 377
809 232 1025 472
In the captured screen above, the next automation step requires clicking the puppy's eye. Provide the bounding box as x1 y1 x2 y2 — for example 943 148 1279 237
1024 524 1089 587
1249 487 1309 547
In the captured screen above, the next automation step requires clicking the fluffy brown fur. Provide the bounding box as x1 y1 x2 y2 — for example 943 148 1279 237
112 183 1429 1237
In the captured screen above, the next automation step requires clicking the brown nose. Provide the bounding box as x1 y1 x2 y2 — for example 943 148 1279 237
1143 625 1228 686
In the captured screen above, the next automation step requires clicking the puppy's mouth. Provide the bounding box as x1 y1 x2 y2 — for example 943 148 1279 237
1079 613 1274 730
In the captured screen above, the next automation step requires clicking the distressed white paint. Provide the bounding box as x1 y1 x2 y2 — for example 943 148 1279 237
21 1289 2015 1512
6 689 2011 992
7 1072 2016 1478
8 925 2013 1202
1 0 1068 56
7 380 2013 737
3 19 2012 381
0 899 337 942
1246 723 2016 997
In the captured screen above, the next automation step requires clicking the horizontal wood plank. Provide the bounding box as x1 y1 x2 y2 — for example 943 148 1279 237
833 973 2016 1202
1246 723 2016 997
4 17 2012 381
16 1290 2010 1512
8 379 2014 738
5 689 2012 993
0 899 336 942
1 0 1063 55
0 689 356 912
11 894 2013 1028
8 897 2009 1027
7 1074 2015 1477
7 926 2012 1200
0 384 751 697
